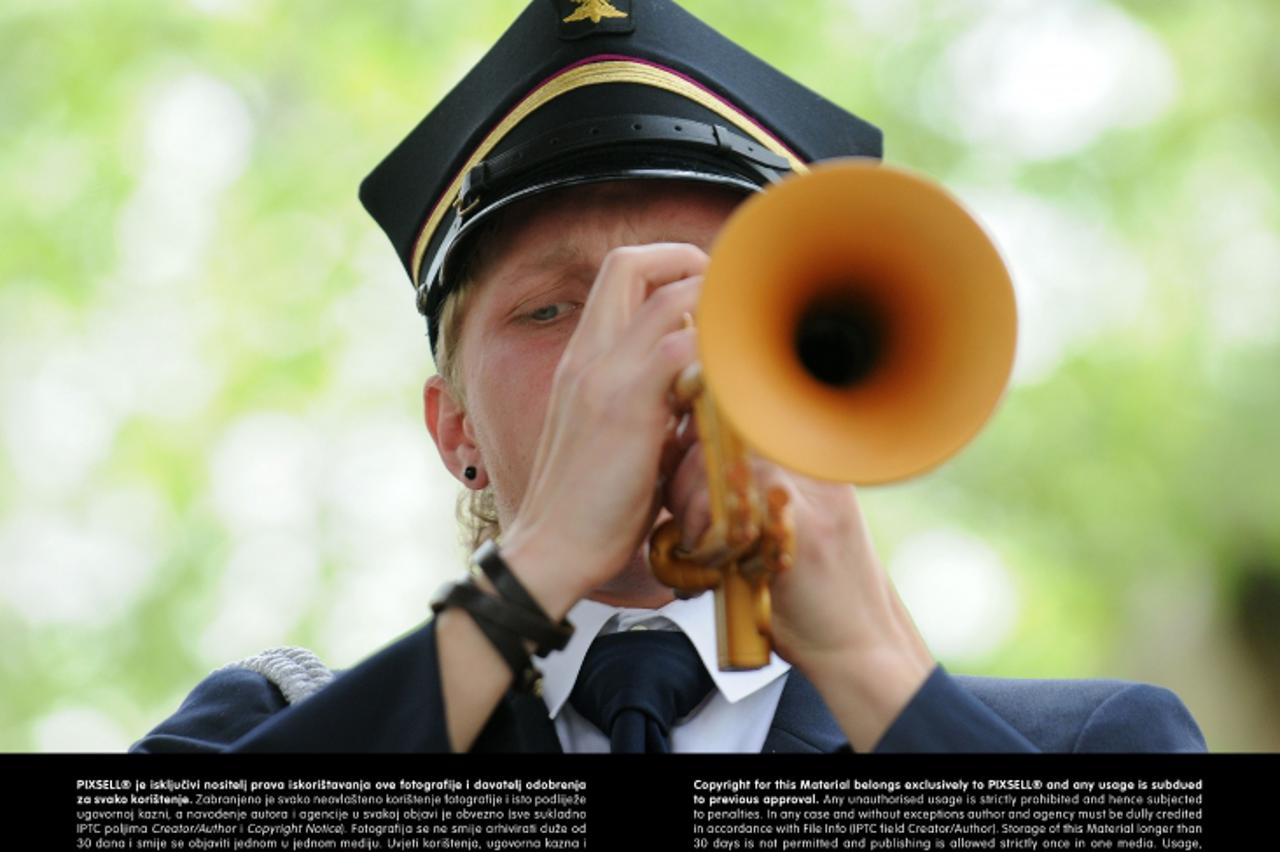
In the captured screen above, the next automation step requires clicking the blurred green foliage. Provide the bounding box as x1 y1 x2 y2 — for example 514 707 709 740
1 0 1277 751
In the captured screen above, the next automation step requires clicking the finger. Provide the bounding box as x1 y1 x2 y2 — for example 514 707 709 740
565 243 708 361
609 273 703 367
635 325 700 414
663 441 712 549
674 407 699 450
658 412 693 485
663 440 703 518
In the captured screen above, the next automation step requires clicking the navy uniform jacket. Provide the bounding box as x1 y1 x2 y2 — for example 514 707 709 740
130 619 1206 754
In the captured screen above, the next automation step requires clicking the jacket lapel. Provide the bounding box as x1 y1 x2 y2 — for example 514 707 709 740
761 670 850 753
470 690 564 753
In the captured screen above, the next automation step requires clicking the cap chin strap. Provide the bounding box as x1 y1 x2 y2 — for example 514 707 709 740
458 113 792 214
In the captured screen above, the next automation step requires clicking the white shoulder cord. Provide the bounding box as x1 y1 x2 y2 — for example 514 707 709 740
216 646 335 705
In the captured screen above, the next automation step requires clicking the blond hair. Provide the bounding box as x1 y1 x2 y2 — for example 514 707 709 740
431 220 505 554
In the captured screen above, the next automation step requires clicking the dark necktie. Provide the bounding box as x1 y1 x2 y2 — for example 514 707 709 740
569 631 715 753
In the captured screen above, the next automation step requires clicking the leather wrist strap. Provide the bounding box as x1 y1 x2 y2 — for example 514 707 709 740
471 539 574 657
431 579 542 693
455 574 570 652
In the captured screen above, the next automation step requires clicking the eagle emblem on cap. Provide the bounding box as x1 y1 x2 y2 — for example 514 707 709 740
562 0 629 24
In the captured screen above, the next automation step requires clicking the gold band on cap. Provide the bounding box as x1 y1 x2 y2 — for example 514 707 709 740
410 58 809 283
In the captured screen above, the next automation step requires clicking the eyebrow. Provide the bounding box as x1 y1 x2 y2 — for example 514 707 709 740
489 227 716 296
508 242 588 280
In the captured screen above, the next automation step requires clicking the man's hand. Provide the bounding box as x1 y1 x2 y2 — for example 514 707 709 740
661 434 936 751
502 243 711 613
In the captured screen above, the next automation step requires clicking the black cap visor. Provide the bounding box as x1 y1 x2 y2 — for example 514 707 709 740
419 90 799 353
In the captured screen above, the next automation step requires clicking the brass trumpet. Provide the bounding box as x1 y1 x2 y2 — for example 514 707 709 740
647 159 1018 670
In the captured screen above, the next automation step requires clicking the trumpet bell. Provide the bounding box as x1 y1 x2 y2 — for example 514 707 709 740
698 159 1018 484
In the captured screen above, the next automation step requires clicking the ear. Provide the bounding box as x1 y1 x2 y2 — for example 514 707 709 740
424 375 489 489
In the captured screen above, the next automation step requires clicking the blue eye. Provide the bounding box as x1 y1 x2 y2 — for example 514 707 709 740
527 302 576 323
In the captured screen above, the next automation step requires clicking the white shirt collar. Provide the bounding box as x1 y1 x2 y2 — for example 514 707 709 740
533 593 790 719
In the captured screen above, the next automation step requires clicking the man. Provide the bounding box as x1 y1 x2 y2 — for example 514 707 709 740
132 0 1205 754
